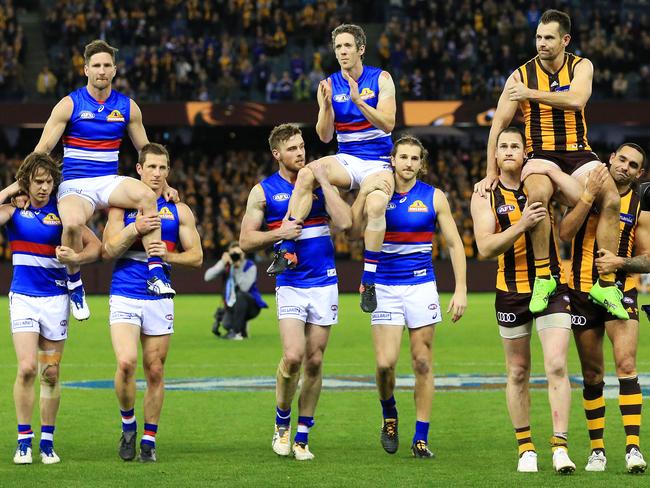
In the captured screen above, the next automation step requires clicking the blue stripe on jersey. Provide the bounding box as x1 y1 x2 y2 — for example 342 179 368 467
330 65 393 161
260 172 337 288
110 197 179 300
62 87 130 181
7 197 67 296
376 181 437 285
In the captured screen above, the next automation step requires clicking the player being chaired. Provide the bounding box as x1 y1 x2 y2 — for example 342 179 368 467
240 124 351 460
351 135 467 458
1 153 101 465
30 40 174 320
267 23 396 314
103 143 203 462
472 128 582 474
476 9 626 319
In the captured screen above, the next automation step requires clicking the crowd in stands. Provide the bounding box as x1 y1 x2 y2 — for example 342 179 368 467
0 0 25 101
1 0 646 102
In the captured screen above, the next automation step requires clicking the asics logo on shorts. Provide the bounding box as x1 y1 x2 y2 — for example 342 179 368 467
571 315 587 326
497 312 516 323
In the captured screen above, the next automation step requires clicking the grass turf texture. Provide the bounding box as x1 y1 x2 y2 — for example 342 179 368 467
0 293 648 487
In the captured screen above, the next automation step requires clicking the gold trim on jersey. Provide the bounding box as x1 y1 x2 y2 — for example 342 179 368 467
570 189 640 292
491 184 566 293
517 53 591 153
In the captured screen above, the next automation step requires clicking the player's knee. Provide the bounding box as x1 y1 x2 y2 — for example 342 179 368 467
304 354 323 377
581 366 604 386
296 166 316 188
376 362 395 379
117 356 138 377
366 190 389 218
135 186 157 209
599 183 621 211
615 355 636 378
524 175 552 203
146 361 165 385
544 356 567 379
412 356 430 377
41 363 59 387
17 360 38 382
281 353 303 373
507 362 529 385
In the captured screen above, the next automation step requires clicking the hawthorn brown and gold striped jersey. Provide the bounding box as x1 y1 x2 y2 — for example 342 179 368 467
491 183 566 293
517 53 591 154
570 189 640 292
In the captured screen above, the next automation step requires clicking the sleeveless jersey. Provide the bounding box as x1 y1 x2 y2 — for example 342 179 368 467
490 183 566 293
260 172 336 288
62 87 131 180
571 189 640 293
7 197 67 296
517 53 591 153
376 180 436 285
110 197 179 300
330 65 393 161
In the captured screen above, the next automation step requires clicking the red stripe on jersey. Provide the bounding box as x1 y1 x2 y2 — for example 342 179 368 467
384 231 433 243
303 216 329 227
63 136 122 150
334 120 373 132
10 240 57 256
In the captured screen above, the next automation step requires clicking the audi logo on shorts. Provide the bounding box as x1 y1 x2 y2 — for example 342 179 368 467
571 315 587 326
497 312 516 323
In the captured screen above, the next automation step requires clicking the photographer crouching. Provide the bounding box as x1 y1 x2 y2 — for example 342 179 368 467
204 241 267 340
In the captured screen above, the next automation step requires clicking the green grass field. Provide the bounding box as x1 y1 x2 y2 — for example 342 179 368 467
0 293 648 487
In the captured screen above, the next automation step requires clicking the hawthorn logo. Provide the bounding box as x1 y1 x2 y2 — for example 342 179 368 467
106 109 125 122
408 200 428 212
43 213 62 225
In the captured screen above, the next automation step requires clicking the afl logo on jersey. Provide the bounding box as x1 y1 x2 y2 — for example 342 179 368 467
107 109 125 122
19 210 34 218
359 87 376 100
126 211 137 219
43 213 62 225
333 94 350 103
408 200 428 212
386 202 396 210
620 213 635 225
79 110 95 119
159 207 175 220
497 204 516 214
272 193 290 202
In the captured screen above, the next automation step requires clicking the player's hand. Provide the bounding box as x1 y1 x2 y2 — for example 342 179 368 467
360 178 392 197
584 163 609 201
595 248 624 274
220 251 232 265
55 245 80 265
163 185 180 203
507 80 530 102
11 193 29 209
447 291 467 323
309 160 330 186
473 173 499 197
520 161 552 181
342 71 360 104
134 210 161 236
318 78 332 107
277 219 303 240
517 202 547 231
146 240 168 260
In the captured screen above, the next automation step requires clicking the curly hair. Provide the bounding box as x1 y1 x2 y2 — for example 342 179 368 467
15 152 61 193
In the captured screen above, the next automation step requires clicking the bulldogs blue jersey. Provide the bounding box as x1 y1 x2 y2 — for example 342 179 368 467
7 197 67 296
330 65 393 161
110 197 179 300
62 87 131 181
260 172 337 288
376 181 437 285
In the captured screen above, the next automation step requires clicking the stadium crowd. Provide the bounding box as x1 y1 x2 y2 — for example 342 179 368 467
0 0 647 102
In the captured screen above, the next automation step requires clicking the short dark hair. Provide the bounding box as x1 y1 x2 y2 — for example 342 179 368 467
268 123 302 152
138 143 170 167
391 135 429 175
616 142 647 168
84 39 118 65
539 9 571 36
331 24 366 51
15 152 61 193
497 126 525 145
